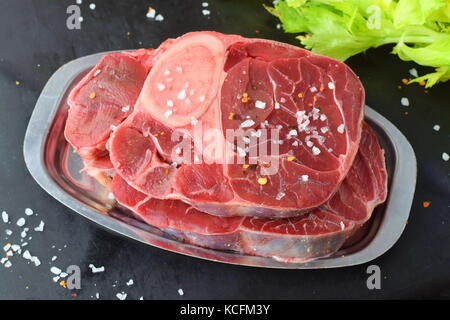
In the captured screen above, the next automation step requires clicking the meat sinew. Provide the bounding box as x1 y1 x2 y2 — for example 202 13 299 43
108 32 365 218
112 123 387 263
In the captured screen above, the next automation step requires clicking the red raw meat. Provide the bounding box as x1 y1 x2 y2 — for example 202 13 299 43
112 123 387 263
108 32 365 218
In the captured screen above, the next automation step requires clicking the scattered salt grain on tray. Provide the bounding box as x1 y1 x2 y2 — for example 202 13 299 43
178 288 184 296
25 208 33 216
443 152 449 162
155 14 164 22
202 2 209 7
89 3 96 10
89 264 105 273
126 279 134 286
202 9 211 16
433 125 440 131
401 97 409 106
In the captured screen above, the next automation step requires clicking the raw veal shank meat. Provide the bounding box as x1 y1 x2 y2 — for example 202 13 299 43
107 32 366 218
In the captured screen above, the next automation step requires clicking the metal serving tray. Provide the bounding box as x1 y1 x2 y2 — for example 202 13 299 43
23 51 417 269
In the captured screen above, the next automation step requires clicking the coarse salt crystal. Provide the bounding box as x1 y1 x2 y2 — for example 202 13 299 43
202 9 210 15
166 100 174 107
89 264 105 273
146 8 156 19
155 14 164 21
310 86 317 92
89 3 96 10
50 266 62 275
401 97 409 106
4 260 12 268
126 279 134 286
337 124 345 134
34 221 45 232
274 102 280 109
320 127 329 134
164 110 173 118
5 229 12 236
16 218 25 227
121 105 130 112
30 256 41 266
23 250 32 260
276 192 286 200
178 288 184 296
409 68 418 78
202 2 209 7
177 89 186 100
433 125 440 131
443 152 449 161
255 100 266 109
312 146 321 155
25 208 33 216
1 211 8 223
157 83 165 91
301 175 309 182
93 69 101 77
240 119 255 128
328 82 335 90
340 221 345 230
21 228 28 238
116 292 127 300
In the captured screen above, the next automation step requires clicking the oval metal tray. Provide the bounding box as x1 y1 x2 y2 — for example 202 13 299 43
23 51 417 269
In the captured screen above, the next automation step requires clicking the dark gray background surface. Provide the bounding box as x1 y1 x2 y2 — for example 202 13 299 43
0 0 449 299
